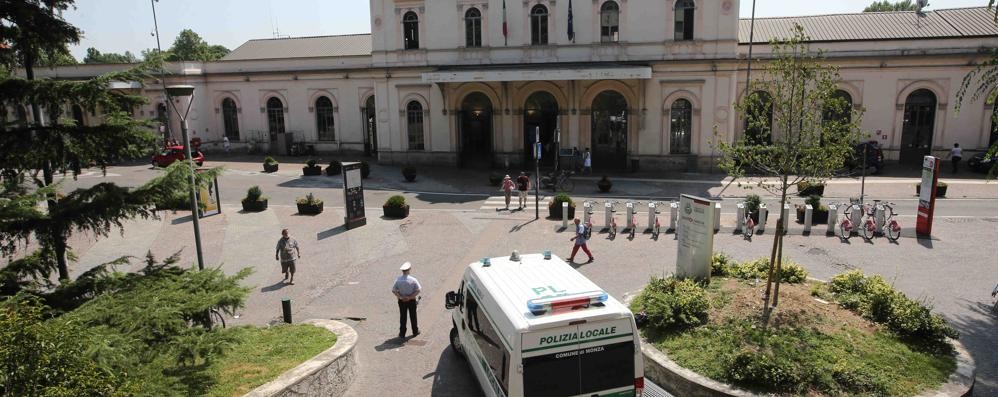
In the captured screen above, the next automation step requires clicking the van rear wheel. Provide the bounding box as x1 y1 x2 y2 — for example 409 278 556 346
449 327 465 359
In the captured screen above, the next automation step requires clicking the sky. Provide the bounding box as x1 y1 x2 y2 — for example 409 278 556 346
63 0 987 60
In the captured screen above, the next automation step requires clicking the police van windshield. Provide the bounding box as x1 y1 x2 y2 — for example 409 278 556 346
522 340 634 396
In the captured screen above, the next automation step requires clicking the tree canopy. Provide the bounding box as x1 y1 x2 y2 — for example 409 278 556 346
83 47 138 64
164 29 229 62
0 0 82 74
863 0 919 12
956 0 998 178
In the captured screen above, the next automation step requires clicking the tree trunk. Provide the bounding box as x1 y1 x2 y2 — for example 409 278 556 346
772 181 789 307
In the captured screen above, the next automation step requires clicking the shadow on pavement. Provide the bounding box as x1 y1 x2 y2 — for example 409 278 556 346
317 225 348 241
374 337 406 352
429 346 483 397
949 298 998 396
510 218 537 233
414 192 488 204
277 177 342 189
260 280 289 292
917 236 934 249
171 214 193 224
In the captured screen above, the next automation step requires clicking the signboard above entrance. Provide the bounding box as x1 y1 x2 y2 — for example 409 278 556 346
422 66 652 83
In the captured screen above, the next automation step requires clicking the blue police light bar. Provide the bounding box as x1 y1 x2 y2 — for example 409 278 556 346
527 291 608 315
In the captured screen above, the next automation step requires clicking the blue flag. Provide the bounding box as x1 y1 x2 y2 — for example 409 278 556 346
567 0 575 42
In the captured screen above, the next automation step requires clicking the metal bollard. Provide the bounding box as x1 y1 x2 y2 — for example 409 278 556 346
714 202 722 233
625 202 635 230
282 298 293 324
647 202 657 232
735 203 745 233
804 204 813 235
605 201 613 229
669 201 678 231
758 204 768 233
850 204 863 234
781 204 790 235
827 204 839 236
562 202 569 229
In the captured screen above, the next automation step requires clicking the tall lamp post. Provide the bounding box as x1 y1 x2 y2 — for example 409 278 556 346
150 0 173 145
166 85 205 270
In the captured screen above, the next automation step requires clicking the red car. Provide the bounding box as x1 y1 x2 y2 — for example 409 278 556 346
152 145 205 168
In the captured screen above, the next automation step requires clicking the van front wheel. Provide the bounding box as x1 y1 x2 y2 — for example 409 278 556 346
449 327 466 359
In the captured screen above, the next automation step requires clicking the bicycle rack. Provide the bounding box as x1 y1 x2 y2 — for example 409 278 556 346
625 202 636 231
803 204 813 235
583 201 593 225
757 204 768 233
604 201 614 231
646 202 657 233
735 203 745 233
561 202 570 229
714 202 722 233
874 201 886 231
669 201 679 232
850 204 863 234
781 204 790 235
827 204 839 236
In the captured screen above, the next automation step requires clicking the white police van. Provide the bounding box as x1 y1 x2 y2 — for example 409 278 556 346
444 252 644 397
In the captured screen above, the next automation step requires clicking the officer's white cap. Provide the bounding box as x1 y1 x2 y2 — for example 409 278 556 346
400 262 412 271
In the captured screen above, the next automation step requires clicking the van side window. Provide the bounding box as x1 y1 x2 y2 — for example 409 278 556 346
465 292 510 394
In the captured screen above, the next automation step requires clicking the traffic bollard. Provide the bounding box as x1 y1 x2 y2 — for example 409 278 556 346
781 204 790 235
827 204 839 236
714 202 721 233
669 201 678 232
282 298 292 324
758 204 768 233
604 201 613 230
850 204 863 235
562 202 569 229
625 202 635 231
804 204 813 235
647 202 656 232
735 203 745 233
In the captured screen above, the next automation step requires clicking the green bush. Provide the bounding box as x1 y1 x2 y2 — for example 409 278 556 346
631 277 709 332
245 186 263 201
296 193 322 206
385 195 406 208
711 252 733 276
725 258 808 284
805 194 822 209
780 263 808 284
263 156 278 165
306 159 317 168
325 160 341 176
744 194 762 215
550 193 575 209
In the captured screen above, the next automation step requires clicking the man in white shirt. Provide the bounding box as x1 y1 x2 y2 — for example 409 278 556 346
948 143 963 174
392 262 422 339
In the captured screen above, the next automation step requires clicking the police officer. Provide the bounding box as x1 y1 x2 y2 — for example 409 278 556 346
392 262 421 339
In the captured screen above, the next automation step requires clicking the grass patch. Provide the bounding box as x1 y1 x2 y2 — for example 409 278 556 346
638 277 956 396
203 324 337 397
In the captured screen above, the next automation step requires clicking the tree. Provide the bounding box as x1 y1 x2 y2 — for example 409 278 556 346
863 0 918 12
166 29 229 62
716 25 863 320
83 47 138 64
956 0 998 178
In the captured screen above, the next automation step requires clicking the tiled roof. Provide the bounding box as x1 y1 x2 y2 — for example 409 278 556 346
221 34 372 61
739 6 998 43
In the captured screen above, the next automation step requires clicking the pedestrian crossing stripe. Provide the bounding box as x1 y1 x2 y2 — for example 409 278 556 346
480 195 550 211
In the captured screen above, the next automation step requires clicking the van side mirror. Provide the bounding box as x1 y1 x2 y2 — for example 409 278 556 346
445 291 463 309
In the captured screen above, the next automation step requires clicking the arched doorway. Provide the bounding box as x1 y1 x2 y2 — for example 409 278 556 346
900 89 936 166
591 90 628 169
460 92 493 168
524 91 558 166
363 96 378 157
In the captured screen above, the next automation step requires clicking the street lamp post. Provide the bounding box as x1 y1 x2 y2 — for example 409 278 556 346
150 0 173 145
166 85 205 271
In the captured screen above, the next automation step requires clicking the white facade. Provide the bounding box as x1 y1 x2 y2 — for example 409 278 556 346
26 1 998 170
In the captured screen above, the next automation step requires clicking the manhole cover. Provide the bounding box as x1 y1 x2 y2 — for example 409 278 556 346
807 247 828 256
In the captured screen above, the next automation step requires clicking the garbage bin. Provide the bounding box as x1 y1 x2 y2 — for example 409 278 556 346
630 159 640 172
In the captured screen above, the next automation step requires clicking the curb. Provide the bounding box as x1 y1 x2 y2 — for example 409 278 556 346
244 319 358 397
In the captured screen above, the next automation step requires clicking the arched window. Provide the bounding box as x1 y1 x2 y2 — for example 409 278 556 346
530 5 549 45
406 101 425 150
221 98 239 141
674 0 695 41
744 91 773 145
403 11 420 50
822 90 853 125
601 1 620 43
315 96 335 141
71 105 86 126
266 97 286 135
670 99 693 154
465 8 482 48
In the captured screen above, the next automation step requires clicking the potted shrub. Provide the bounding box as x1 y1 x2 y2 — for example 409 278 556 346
325 160 342 176
797 179 826 197
744 194 762 223
796 195 829 224
596 176 613 193
263 156 279 173
402 165 417 182
296 192 324 215
548 193 576 220
241 186 268 212
383 195 410 219
361 161 371 179
488 172 503 187
302 159 323 176
916 181 948 198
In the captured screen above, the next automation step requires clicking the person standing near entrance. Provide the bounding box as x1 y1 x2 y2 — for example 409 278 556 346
275 229 300 285
583 148 593 175
948 143 963 173
568 218 594 263
500 174 515 210
392 262 421 339
223 136 231 153
516 171 531 210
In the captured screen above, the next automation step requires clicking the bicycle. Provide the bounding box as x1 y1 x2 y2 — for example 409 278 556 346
540 170 575 192
840 202 872 240
583 201 595 239
839 203 859 240
629 202 641 239
607 201 619 239
865 202 901 242
651 202 664 239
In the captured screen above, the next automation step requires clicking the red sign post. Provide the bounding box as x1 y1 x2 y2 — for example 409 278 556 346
916 156 940 237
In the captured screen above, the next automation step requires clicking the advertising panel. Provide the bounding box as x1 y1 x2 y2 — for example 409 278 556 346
676 194 715 281
196 175 220 218
916 156 939 237
342 162 366 229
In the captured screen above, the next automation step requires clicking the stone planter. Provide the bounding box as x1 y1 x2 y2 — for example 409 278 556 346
548 204 576 220
597 181 612 193
302 166 323 176
917 184 948 198
264 163 279 173
297 202 323 215
325 163 342 176
796 207 829 224
797 184 825 197
402 171 417 182
242 199 268 212
383 204 410 219
244 319 358 397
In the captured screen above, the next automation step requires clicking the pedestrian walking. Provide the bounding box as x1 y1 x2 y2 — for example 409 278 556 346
573 146 582 172
568 218 594 263
223 136 231 153
392 262 421 339
275 228 300 284
948 143 963 174
516 171 531 210
582 148 592 175
500 174 515 210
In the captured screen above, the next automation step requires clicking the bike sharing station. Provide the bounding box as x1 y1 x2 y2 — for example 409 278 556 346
342 162 366 229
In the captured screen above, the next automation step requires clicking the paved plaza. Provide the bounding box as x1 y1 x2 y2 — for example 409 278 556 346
56 160 998 396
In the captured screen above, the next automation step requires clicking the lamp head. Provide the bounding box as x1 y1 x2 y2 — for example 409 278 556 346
166 85 195 98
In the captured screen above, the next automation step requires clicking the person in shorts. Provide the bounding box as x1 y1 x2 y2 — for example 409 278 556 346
500 174 515 210
516 172 530 210
275 228 300 284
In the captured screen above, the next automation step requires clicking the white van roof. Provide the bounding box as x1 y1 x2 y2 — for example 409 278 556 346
466 253 631 331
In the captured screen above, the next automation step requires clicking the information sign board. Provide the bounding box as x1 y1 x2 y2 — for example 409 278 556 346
676 194 715 281
342 162 366 229
916 156 940 237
